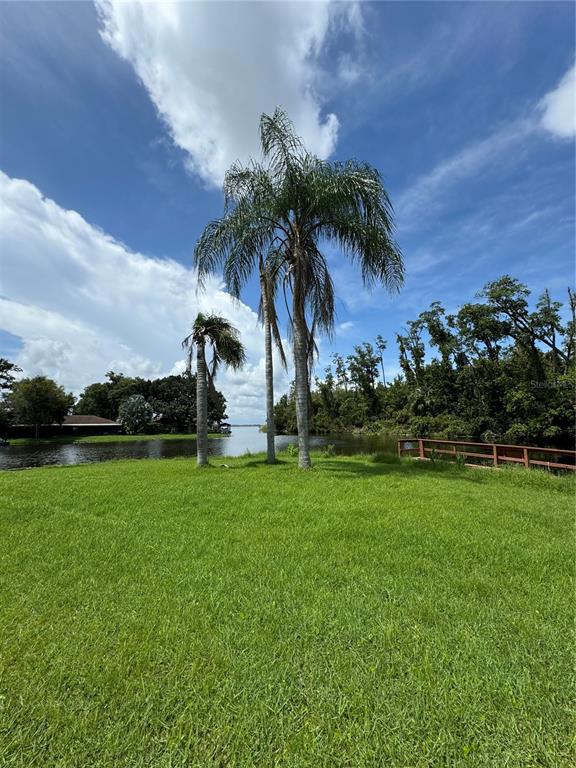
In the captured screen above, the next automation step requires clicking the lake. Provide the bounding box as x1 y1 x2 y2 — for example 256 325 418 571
0 426 398 470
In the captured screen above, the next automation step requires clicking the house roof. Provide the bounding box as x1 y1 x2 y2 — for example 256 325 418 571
62 415 120 426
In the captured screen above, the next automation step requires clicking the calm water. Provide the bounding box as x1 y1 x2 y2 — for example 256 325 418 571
0 427 398 470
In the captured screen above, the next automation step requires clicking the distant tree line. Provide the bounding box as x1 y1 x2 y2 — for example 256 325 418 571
75 371 227 433
0 366 228 438
275 276 576 448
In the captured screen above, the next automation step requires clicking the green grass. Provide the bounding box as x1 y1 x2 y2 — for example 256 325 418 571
0 455 573 767
9 432 223 445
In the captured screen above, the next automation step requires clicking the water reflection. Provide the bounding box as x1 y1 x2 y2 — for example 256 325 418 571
0 426 397 471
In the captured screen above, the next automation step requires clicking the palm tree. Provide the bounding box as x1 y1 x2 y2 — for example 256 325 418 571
258 255 287 463
194 108 404 468
182 313 246 466
195 204 287 465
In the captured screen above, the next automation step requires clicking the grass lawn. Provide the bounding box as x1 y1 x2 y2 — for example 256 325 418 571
0 455 573 767
9 432 223 445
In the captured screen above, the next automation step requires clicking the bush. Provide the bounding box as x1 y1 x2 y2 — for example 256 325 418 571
369 452 401 465
321 443 336 457
118 395 153 435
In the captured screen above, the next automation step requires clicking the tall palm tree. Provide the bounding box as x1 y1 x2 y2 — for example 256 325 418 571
194 108 404 468
195 198 287 465
258 255 287 463
182 313 246 466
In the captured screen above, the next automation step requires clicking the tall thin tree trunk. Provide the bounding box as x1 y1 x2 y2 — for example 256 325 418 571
380 356 386 386
293 300 312 469
261 277 276 464
186 348 194 434
196 341 208 466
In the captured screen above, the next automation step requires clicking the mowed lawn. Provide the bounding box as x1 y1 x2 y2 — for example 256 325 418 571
0 455 573 767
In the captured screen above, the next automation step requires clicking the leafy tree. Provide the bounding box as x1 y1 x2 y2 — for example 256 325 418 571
0 358 21 439
75 381 115 420
75 371 228 433
347 343 380 395
194 108 403 468
9 377 74 438
275 277 575 448
183 313 246 466
0 358 22 393
332 353 349 392
375 335 387 384
397 321 425 385
118 394 153 435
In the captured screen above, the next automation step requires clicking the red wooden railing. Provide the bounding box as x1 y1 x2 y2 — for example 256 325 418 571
397 438 576 472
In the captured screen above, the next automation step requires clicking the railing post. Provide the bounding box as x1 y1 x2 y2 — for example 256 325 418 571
523 447 530 469
397 440 402 458
419 439 424 460
493 444 498 467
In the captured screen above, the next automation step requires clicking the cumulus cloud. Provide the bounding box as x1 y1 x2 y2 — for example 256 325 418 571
96 0 361 186
0 171 289 421
539 62 576 140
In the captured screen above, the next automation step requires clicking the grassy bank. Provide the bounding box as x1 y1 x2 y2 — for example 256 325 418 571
0 455 573 767
9 432 223 446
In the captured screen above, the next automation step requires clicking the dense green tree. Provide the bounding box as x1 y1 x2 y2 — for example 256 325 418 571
9 377 74 438
75 381 115 420
0 358 21 439
75 371 228 433
0 358 22 393
275 277 575 448
183 314 246 466
118 394 153 435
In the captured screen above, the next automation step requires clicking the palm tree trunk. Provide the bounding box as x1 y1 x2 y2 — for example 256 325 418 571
196 341 209 466
261 277 276 464
293 300 312 469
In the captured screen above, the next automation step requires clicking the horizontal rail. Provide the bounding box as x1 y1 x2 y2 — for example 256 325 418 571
398 437 575 472
400 437 574 455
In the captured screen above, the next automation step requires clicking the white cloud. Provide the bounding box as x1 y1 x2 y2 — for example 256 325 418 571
539 62 576 140
96 0 362 186
0 171 290 422
397 64 576 229
396 117 537 228
336 320 355 334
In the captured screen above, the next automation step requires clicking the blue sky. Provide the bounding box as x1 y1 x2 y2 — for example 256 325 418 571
0 1 574 421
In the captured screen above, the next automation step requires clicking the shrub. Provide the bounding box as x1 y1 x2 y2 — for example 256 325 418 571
369 452 401 465
118 395 153 435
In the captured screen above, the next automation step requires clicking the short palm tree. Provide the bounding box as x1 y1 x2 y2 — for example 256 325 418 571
194 108 403 468
182 313 246 466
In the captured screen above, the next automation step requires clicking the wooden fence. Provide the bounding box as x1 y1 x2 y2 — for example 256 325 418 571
397 438 576 472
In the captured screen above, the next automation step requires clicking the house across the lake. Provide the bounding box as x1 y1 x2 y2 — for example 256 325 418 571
59 415 122 436
10 415 122 439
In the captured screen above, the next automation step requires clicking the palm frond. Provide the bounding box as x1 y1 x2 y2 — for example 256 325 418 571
189 313 246 381
259 107 304 178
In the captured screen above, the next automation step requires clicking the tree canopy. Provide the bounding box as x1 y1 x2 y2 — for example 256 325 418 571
8 377 74 438
275 276 575 448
